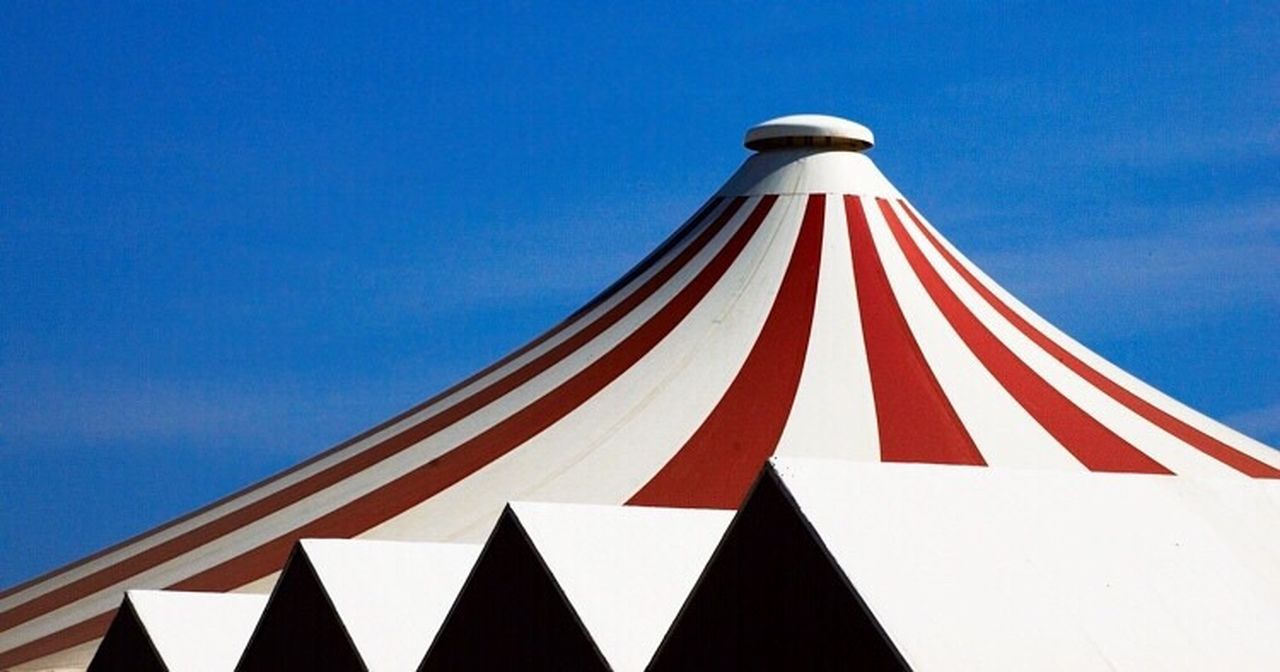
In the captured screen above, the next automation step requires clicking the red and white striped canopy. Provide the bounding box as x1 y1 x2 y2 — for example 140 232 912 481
3 114 1276 670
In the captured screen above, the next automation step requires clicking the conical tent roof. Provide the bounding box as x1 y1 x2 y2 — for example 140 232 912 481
2 114 1276 670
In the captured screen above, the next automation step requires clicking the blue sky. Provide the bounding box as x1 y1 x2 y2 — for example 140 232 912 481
1 2 1276 586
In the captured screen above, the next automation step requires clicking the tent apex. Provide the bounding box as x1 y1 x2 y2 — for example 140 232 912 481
744 114 874 152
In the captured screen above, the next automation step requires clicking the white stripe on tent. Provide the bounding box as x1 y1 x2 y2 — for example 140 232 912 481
775 192 880 461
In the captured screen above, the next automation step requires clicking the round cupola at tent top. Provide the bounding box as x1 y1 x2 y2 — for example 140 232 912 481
2 115 1276 672
744 114 875 152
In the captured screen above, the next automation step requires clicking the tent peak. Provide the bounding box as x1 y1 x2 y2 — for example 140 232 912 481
744 114 874 153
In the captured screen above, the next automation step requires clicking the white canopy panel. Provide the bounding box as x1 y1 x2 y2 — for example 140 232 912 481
102 590 264 672
771 458 1280 670
424 503 730 671
299 540 479 672
510 502 731 671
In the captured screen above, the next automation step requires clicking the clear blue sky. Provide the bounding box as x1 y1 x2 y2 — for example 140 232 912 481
1 2 1276 587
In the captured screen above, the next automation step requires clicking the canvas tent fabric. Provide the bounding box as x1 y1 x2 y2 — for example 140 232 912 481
236 540 478 672
422 503 731 672
654 457 1280 671
87 591 265 672
4 114 1277 670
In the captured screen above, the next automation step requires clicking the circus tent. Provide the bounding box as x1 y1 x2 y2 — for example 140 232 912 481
3 114 1277 671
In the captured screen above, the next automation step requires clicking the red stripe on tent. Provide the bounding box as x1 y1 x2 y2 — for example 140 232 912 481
844 196 984 465
877 199 1171 474
630 194 825 508
0 198 737 634
0 611 114 671
0 195 724 605
0 196 782 670
898 199 1280 478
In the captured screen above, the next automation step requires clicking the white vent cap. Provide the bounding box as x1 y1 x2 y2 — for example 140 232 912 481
744 114 874 152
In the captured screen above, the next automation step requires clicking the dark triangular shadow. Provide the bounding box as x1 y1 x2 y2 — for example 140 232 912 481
418 506 609 672
236 543 367 672
87 596 168 672
648 467 911 671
